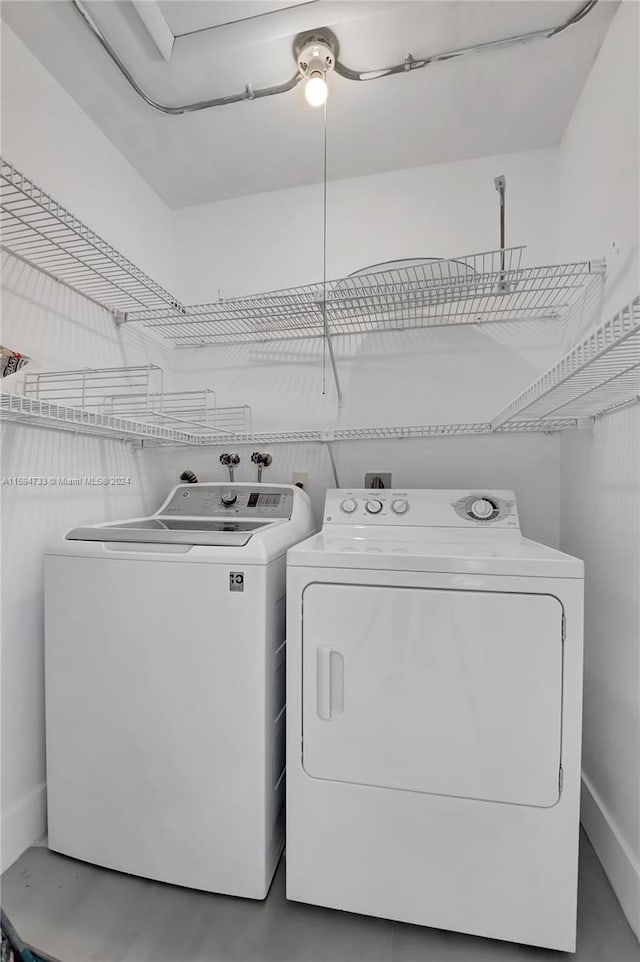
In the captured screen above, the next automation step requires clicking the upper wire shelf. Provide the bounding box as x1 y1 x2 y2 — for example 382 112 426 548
1 158 604 348
493 294 640 427
126 248 605 347
0 160 183 315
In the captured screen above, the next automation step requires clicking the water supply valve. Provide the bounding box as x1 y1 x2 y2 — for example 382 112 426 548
220 452 240 482
251 452 272 483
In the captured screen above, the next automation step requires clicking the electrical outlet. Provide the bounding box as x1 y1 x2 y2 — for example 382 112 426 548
292 472 309 490
365 472 392 489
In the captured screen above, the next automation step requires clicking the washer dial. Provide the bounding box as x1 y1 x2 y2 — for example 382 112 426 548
221 492 237 507
365 499 383 514
391 499 409 515
340 498 357 514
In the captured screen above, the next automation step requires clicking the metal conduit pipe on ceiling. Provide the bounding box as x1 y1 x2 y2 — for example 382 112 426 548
72 0 599 114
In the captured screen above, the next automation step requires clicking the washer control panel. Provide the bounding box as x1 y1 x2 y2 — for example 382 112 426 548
160 484 294 519
325 489 519 528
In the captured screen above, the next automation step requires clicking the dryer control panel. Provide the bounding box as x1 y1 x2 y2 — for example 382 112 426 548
160 484 295 520
324 489 519 529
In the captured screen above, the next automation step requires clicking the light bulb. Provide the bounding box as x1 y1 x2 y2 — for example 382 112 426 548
305 73 328 107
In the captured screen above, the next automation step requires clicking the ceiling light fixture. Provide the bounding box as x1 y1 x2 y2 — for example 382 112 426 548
295 34 336 108
305 73 328 108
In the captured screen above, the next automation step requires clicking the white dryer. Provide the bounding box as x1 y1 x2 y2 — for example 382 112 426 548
286 489 584 951
45 482 314 899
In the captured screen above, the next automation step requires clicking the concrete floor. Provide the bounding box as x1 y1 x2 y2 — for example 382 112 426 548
2 832 638 962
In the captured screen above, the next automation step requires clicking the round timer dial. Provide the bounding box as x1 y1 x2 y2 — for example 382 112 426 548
470 498 494 519
466 496 500 522
365 499 383 514
453 493 508 524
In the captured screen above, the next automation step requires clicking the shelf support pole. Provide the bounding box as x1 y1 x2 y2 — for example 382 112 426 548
324 440 340 487
325 318 344 407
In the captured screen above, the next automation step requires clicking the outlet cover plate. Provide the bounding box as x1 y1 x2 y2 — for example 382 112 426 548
365 472 392 489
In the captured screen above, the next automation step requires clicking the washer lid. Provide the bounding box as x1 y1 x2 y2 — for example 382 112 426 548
66 517 274 547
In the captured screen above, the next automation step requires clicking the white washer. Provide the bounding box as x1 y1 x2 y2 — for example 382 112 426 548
45 482 314 899
286 489 584 951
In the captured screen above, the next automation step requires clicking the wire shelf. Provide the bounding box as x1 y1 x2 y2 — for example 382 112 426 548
22 365 251 434
0 393 196 444
169 419 581 446
0 159 604 349
24 365 165 409
1 393 581 446
127 248 605 346
0 159 184 315
197 420 581 444
492 295 640 427
104 392 251 435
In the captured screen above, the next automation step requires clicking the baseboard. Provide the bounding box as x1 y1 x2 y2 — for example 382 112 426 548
0 783 47 873
581 772 640 939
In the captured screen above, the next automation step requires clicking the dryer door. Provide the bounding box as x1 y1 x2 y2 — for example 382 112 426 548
302 584 563 807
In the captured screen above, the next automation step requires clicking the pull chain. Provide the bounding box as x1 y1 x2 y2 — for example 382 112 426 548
322 95 328 395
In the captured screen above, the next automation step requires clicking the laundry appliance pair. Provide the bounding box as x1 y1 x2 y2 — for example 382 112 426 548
45 483 583 952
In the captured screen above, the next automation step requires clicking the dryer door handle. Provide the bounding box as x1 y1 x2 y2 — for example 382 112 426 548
316 646 344 721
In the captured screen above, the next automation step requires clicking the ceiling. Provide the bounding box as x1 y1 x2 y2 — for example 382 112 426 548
1 1 619 208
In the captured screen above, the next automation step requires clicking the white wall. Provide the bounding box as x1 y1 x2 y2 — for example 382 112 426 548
0 25 174 871
175 147 558 300
560 409 640 936
1 25 175 287
554 1 639 323
556 1 640 937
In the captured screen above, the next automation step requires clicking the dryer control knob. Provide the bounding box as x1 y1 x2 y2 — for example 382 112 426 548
221 492 237 507
391 499 409 514
470 498 494 519
365 499 383 514
340 498 357 514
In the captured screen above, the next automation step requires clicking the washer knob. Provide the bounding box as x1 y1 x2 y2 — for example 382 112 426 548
471 498 494 519
391 499 409 515
365 499 383 514
340 498 357 514
221 492 237 507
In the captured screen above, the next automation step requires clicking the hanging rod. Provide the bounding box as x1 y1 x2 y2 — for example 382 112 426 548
72 0 599 115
